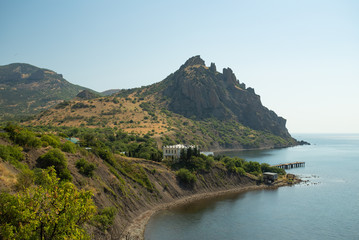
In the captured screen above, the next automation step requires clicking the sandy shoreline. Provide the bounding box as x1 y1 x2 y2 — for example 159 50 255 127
120 182 289 240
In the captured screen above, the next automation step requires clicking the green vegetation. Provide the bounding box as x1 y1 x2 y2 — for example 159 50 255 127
171 147 214 172
176 168 197 185
0 167 96 240
36 148 72 181
4 123 41 149
0 145 24 162
40 134 61 148
76 158 96 177
115 160 155 192
260 163 286 175
61 141 77 153
220 156 246 175
0 63 87 120
93 207 117 231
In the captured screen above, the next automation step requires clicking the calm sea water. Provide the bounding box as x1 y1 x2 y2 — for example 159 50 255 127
145 134 359 240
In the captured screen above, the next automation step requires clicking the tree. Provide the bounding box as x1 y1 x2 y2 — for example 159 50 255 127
36 148 72 181
176 168 197 185
0 167 96 240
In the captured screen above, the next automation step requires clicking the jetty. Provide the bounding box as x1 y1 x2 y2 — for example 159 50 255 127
272 162 305 169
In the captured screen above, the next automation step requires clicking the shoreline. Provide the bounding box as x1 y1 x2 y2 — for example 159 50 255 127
120 181 291 240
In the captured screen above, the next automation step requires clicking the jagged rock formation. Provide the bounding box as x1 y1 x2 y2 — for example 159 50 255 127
160 56 290 138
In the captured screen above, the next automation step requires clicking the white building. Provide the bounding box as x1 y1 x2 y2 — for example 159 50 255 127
162 144 198 161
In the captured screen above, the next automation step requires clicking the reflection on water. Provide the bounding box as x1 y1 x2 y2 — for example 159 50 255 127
145 134 359 240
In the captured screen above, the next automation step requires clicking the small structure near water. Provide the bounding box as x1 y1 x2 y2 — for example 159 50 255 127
263 172 278 184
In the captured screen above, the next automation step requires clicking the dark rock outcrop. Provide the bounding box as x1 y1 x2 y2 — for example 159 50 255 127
76 90 100 100
161 56 291 139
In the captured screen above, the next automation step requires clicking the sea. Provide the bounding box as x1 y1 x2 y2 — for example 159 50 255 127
144 134 359 240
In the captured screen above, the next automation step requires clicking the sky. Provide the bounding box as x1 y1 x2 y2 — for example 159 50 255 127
1 0 358 133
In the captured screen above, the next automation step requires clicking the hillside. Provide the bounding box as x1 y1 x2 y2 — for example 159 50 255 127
0 125 297 239
27 56 299 151
0 63 92 120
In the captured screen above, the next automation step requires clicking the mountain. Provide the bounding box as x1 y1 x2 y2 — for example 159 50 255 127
75 89 101 100
0 63 91 119
101 89 121 96
154 56 290 139
26 56 299 150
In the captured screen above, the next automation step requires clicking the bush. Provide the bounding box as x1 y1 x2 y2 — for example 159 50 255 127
176 168 196 185
96 148 115 166
41 134 61 148
36 149 72 181
93 207 117 231
244 161 262 175
0 145 24 162
76 158 96 177
61 141 77 154
15 169 35 191
260 163 286 175
222 157 245 174
4 123 41 148
0 168 96 240
14 130 41 148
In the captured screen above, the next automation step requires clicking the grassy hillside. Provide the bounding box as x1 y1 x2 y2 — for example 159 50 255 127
25 93 297 151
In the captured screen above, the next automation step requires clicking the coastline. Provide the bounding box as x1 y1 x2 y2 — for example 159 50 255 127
120 181 292 240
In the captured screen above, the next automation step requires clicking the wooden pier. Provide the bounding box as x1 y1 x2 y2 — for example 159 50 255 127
272 162 305 169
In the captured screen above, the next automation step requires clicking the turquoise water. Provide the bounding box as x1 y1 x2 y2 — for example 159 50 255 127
145 134 359 240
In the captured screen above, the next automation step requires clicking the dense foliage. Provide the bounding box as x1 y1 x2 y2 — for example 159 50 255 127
176 168 197 185
0 145 24 162
36 148 72 181
0 168 96 240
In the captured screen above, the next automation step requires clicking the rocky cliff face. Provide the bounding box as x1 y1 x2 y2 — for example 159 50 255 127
161 56 290 138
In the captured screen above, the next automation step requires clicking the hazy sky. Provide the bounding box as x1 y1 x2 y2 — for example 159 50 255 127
1 0 358 133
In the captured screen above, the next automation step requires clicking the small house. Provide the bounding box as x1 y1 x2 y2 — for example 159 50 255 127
263 172 278 184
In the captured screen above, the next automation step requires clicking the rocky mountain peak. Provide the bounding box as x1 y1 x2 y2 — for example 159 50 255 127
182 55 205 68
160 56 291 139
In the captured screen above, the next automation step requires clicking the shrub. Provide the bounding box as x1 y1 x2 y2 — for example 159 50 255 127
93 207 117 231
96 148 115 166
0 145 24 162
260 163 286 175
61 141 77 154
40 134 61 148
36 149 72 181
244 161 262 175
0 167 96 240
15 169 35 191
176 168 197 185
14 130 41 148
76 158 96 177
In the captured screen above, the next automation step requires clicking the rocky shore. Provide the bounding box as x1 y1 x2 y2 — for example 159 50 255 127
120 179 298 240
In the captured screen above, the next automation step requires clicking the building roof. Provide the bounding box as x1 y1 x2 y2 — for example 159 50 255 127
163 144 197 149
263 172 278 176
65 137 80 144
